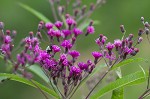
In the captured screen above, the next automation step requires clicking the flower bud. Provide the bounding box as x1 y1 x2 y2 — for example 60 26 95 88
138 29 143 36
0 22 4 30
120 25 125 33
6 30 11 35
145 22 150 28
138 37 143 44
141 17 144 22
146 29 149 35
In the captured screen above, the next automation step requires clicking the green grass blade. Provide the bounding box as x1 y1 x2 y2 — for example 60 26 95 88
18 3 50 23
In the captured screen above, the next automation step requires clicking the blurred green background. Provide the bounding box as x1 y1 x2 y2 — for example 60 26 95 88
0 0 150 99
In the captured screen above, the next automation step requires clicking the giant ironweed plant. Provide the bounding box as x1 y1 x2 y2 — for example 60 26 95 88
0 0 150 99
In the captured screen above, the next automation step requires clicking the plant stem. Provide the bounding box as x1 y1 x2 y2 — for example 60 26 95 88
138 89 150 99
69 74 89 99
49 0 58 21
147 66 150 89
85 66 112 99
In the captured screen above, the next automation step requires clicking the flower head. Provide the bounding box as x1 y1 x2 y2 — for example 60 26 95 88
106 42 115 51
87 26 95 34
48 29 56 37
45 22 53 29
52 45 61 53
62 29 71 37
66 18 75 26
61 40 72 49
78 62 88 70
60 54 67 62
70 66 82 76
69 50 80 58
114 39 122 47
92 51 102 59
55 21 63 29
4 35 12 44
73 28 82 37
55 30 62 38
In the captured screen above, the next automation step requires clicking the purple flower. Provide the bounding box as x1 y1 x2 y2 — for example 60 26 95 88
52 45 61 53
95 38 101 45
73 28 82 37
106 52 116 61
62 29 71 38
114 39 122 47
87 60 93 66
87 26 95 34
55 21 63 29
55 30 62 38
36 51 50 62
106 42 115 51
45 22 53 29
92 51 102 59
95 36 107 45
124 47 133 54
70 66 82 75
1 44 10 53
60 54 67 62
43 59 57 69
69 50 80 58
48 29 56 36
61 40 72 49
62 59 69 66
66 18 75 26
78 62 88 70
4 35 12 44
33 44 41 53
17 53 26 65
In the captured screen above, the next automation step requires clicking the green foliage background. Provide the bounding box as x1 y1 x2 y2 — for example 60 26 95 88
0 0 150 99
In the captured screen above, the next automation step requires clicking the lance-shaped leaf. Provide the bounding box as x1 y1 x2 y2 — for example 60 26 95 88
90 71 148 99
111 58 145 70
0 73 59 98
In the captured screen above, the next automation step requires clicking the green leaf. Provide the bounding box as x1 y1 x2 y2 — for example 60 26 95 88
27 65 49 83
111 87 124 99
90 71 148 99
111 58 145 70
0 73 59 98
18 3 50 23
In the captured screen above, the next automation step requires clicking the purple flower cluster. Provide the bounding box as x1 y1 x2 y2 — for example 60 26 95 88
0 16 95 97
92 33 140 66
0 16 144 98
